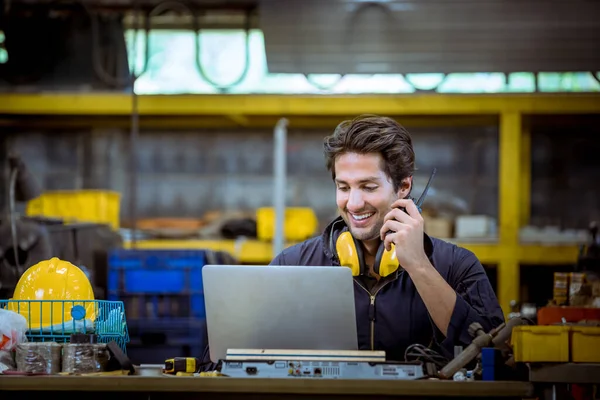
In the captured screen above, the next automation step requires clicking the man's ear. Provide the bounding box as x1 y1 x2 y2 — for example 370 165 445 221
397 176 412 199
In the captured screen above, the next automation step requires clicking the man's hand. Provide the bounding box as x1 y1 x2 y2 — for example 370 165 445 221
379 198 429 271
380 198 457 337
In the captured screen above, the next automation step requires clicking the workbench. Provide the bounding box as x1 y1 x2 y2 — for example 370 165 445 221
0 376 535 399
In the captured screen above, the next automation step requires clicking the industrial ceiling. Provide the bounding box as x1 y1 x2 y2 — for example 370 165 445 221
1 0 599 90
258 0 600 74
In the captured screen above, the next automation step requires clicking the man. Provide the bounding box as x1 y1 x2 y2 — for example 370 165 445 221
199 114 504 369
267 114 504 361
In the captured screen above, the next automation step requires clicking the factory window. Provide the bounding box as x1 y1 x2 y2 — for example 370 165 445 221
0 31 7 64
125 29 600 95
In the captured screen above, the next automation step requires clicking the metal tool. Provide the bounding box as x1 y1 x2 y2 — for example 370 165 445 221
438 317 529 379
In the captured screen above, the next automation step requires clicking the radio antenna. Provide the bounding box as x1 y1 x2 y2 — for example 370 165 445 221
415 168 437 211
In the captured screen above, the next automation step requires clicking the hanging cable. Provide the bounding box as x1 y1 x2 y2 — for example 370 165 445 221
78 0 150 87
591 71 600 86
404 343 449 370
403 74 448 93
304 74 346 91
193 6 253 92
145 1 252 92
148 1 194 21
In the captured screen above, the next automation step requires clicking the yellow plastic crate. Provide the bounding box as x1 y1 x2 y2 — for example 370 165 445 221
570 326 600 363
256 207 318 242
26 190 121 230
511 325 570 363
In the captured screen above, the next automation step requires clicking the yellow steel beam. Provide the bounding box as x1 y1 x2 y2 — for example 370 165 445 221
123 239 291 264
518 244 580 265
122 238 579 267
520 125 531 227
443 242 501 265
227 114 250 127
1 93 599 117
498 112 522 316
123 239 503 265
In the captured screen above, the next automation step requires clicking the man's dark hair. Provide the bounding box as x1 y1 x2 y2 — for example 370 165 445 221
323 114 416 192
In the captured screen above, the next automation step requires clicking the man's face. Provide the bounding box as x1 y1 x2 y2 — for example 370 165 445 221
334 152 410 242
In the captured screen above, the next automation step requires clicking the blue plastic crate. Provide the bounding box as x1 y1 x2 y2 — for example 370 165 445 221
108 249 208 270
0 299 130 353
108 249 208 319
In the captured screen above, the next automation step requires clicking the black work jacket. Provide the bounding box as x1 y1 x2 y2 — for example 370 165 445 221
268 216 505 361
199 217 504 369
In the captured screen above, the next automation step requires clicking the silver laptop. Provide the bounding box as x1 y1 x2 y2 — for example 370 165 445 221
202 264 358 362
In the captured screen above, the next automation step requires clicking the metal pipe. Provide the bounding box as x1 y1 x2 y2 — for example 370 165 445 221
8 167 20 274
273 118 289 258
129 80 139 248
128 5 145 248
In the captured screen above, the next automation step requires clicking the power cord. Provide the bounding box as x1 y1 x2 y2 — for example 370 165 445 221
404 343 449 370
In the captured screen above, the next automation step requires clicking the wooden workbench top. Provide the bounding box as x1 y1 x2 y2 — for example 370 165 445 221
0 375 535 399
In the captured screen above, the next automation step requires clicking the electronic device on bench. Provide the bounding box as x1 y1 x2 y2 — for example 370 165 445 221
203 265 425 380
220 349 425 380
202 264 359 362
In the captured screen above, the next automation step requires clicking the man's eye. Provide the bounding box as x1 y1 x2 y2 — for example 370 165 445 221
364 187 377 192
337 186 349 192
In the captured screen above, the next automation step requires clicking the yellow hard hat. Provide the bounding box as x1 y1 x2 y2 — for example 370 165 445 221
8 257 96 330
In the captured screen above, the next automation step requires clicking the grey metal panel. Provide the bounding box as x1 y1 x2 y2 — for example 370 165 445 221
259 0 600 74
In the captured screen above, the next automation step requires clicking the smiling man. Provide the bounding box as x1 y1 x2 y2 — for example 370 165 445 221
269 114 504 361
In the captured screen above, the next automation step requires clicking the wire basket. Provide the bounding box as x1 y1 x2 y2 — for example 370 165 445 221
0 299 130 353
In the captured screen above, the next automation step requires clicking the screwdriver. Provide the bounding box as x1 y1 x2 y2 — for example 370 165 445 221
164 357 201 374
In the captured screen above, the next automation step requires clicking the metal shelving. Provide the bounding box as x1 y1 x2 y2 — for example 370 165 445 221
1 92 599 316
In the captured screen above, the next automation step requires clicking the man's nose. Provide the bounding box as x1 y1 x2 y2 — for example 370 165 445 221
347 189 365 211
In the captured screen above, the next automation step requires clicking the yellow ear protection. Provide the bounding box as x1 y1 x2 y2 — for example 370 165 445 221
332 168 438 278
335 229 399 277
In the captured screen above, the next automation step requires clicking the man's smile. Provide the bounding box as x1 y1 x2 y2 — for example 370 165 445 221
349 212 375 225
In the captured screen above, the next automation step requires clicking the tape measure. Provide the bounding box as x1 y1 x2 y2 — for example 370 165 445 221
164 357 200 374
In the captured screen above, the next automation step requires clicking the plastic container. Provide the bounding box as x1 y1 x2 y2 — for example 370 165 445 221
256 207 318 242
26 190 120 230
511 325 570 362
107 249 207 319
570 326 600 363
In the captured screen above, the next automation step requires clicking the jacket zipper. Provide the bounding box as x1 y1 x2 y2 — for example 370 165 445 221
355 280 393 351
369 294 376 350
